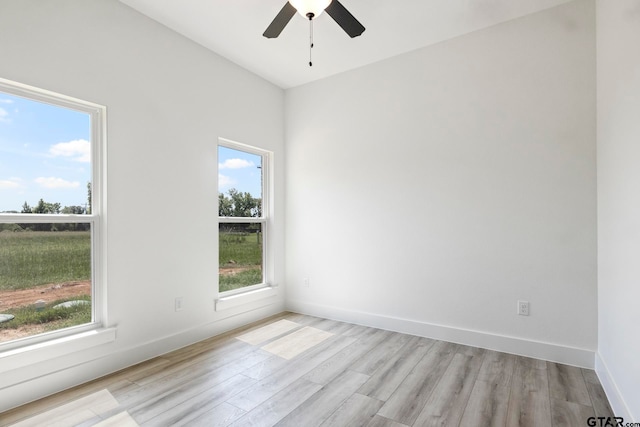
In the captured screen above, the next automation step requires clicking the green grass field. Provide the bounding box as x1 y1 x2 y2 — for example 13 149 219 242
0 296 92 333
0 230 91 291
0 230 92 336
219 230 263 293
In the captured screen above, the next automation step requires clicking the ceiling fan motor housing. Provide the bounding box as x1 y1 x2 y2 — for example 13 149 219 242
289 0 332 18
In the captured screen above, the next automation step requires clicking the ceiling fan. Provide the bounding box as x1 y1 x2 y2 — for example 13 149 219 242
263 0 365 39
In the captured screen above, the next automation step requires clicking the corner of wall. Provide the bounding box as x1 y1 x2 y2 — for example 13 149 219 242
595 353 636 422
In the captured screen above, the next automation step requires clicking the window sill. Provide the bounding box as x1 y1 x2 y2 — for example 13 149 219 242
215 285 278 311
0 327 117 374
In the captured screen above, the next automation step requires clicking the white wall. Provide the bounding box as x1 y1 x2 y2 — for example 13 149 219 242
0 0 284 411
596 1 640 421
285 0 597 366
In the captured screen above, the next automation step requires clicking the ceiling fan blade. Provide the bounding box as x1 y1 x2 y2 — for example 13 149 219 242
263 2 297 38
325 0 365 38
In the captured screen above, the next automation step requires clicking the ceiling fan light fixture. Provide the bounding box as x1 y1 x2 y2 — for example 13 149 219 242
289 0 333 18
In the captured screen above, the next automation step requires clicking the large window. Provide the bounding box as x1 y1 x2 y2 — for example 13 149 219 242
0 78 104 348
218 139 269 295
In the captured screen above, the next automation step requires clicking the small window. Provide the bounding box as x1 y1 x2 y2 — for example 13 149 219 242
0 78 104 348
218 139 269 295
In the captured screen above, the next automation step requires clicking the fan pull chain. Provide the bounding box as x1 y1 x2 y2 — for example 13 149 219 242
309 16 314 67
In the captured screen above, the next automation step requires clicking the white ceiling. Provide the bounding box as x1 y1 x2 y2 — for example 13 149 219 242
119 0 574 89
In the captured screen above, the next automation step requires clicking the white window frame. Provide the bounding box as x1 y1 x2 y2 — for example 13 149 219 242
217 138 272 298
0 77 107 353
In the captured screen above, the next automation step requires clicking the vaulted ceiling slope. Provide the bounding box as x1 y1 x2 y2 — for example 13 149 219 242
119 0 574 89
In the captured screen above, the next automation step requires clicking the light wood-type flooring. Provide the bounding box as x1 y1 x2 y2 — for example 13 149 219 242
0 312 615 427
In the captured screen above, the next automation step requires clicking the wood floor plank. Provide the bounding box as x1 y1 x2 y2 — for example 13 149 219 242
8 390 119 427
581 367 616 419
106 380 143 401
177 403 246 427
377 340 458 425
116 358 173 385
581 368 600 385
348 331 412 376
76 415 110 427
280 312 320 325
477 350 516 387
302 328 392 385
366 415 410 427
517 356 547 370
585 380 616 419
506 356 552 427
459 380 511 427
459 350 514 427
236 319 301 345
261 326 333 360
117 341 245 404
550 399 595 427
319 393 383 427
457 344 487 357
229 378 322 427
275 369 370 427
307 318 358 335
139 374 254 426
133 339 253 387
339 324 376 337
226 334 357 412
413 350 485 426
358 335 434 401
161 333 240 363
118 346 267 410
240 353 291 381
130 373 255 424
94 411 139 427
547 362 592 407
0 376 133 426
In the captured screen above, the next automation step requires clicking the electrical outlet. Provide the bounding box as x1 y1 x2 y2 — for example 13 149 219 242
517 300 529 316
175 297 183 312
303 278 310 288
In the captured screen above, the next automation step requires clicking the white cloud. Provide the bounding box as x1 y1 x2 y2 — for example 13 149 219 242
35 177 80 189
0 99 14 104
49 139 91 162
0 178 22 189
218 174 235 189
219 158 255 170
0 107 9 123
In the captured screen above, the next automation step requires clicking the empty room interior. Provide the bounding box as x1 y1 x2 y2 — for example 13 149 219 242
0 0 638 425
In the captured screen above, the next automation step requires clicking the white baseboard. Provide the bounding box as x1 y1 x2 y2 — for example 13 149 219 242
286 299 595 368
595 352 634 422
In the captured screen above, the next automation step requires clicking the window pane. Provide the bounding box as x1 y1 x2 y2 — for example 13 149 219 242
219 222 263 292
0 224 92 343
0 91 92 214
218 146 262 217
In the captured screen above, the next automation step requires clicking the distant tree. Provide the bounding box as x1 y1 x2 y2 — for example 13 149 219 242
61 205 86 215
21 202 31 213
86 182 92 214
27 199 61 230
32 199 61 214
219 192 233 217
219 188 261 218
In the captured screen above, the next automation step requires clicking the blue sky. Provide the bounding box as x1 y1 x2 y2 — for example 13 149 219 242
0 91 91 212
218 145 262 199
